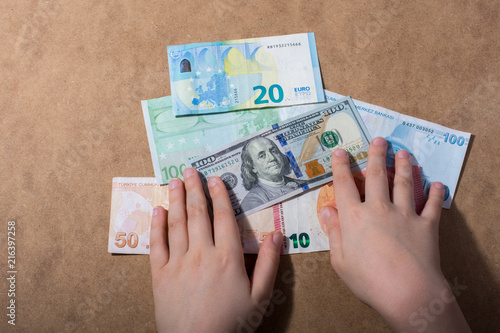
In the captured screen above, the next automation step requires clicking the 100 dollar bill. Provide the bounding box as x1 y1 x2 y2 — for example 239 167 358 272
190 97 372 219
167 33 324 116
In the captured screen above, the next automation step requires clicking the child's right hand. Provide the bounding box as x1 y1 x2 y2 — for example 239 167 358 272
318 137 471 332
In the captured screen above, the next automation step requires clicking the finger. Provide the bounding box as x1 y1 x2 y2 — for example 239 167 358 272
420 182 444 223
208 176 242 252
331 148 361 211
318 206 342 265
392 150 415 211
183 168 213 247
250 231 282 303
365 137 390 202
167 178 189 258
150 206 169 274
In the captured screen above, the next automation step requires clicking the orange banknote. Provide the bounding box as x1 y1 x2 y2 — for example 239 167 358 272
316 165 425 214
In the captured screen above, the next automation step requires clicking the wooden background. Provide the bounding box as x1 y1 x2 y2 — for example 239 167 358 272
1 0 499 331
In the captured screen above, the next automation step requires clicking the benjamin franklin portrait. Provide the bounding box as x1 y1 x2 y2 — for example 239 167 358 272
240 137 305 212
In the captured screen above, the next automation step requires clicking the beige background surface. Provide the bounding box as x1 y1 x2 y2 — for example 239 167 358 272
1 0 499 332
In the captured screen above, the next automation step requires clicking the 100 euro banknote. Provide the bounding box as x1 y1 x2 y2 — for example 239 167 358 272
190 97 372 219
108 178 168 254
167 33 324 116
142 95 328 185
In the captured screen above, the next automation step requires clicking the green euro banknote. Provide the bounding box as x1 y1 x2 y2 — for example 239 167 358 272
142 96 327 184
167 33 324 116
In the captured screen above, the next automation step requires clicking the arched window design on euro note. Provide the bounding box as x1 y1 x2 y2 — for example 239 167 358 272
180 58 192 73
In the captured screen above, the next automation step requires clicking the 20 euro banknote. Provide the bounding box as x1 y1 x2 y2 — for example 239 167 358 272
190 97 372 219
108 178 168 254
167 33 324 116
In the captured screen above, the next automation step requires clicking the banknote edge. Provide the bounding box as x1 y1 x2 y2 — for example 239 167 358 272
141 100 165 184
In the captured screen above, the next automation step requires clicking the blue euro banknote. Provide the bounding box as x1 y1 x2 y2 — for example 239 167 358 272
167 33 324 116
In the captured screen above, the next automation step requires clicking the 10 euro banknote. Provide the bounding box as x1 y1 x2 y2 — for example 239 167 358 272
190 97 371 219
167 33 324 116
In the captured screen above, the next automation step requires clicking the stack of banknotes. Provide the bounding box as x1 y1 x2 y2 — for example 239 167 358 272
108 33 470 255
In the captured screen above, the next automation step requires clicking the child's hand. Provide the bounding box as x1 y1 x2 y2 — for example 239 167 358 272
150 168 282 333
319 137 471 332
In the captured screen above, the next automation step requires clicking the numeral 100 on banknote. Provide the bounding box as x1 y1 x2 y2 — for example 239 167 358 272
162 164 186 181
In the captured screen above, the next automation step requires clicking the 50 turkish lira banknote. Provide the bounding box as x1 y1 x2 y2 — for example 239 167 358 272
108 178 168 254
167 33 324 116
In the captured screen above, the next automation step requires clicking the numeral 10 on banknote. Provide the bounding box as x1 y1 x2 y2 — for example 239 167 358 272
289 233 310 249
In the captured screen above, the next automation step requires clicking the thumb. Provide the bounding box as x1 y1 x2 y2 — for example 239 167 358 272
318 206 342 260
250 231 282 304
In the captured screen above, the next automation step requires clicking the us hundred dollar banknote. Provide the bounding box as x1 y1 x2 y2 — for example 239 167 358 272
190 97 372 219
167 33 324 116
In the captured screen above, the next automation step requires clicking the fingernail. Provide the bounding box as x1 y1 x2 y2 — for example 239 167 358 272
433 182 444 190
169 178 180 190
334 149 347 156
397 150 410 158
208 176 218 187
183 168 195 178
321 207 330 221
272 232 283 246
153 207 160 216
372 137 386 146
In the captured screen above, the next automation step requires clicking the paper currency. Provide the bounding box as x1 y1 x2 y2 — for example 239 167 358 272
108 178 168 254
167 33 324 116
142 96 327 185
107 168 426 255
240 165 426 254
190 97 372 219
324 91 470 209
143 91 470 209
